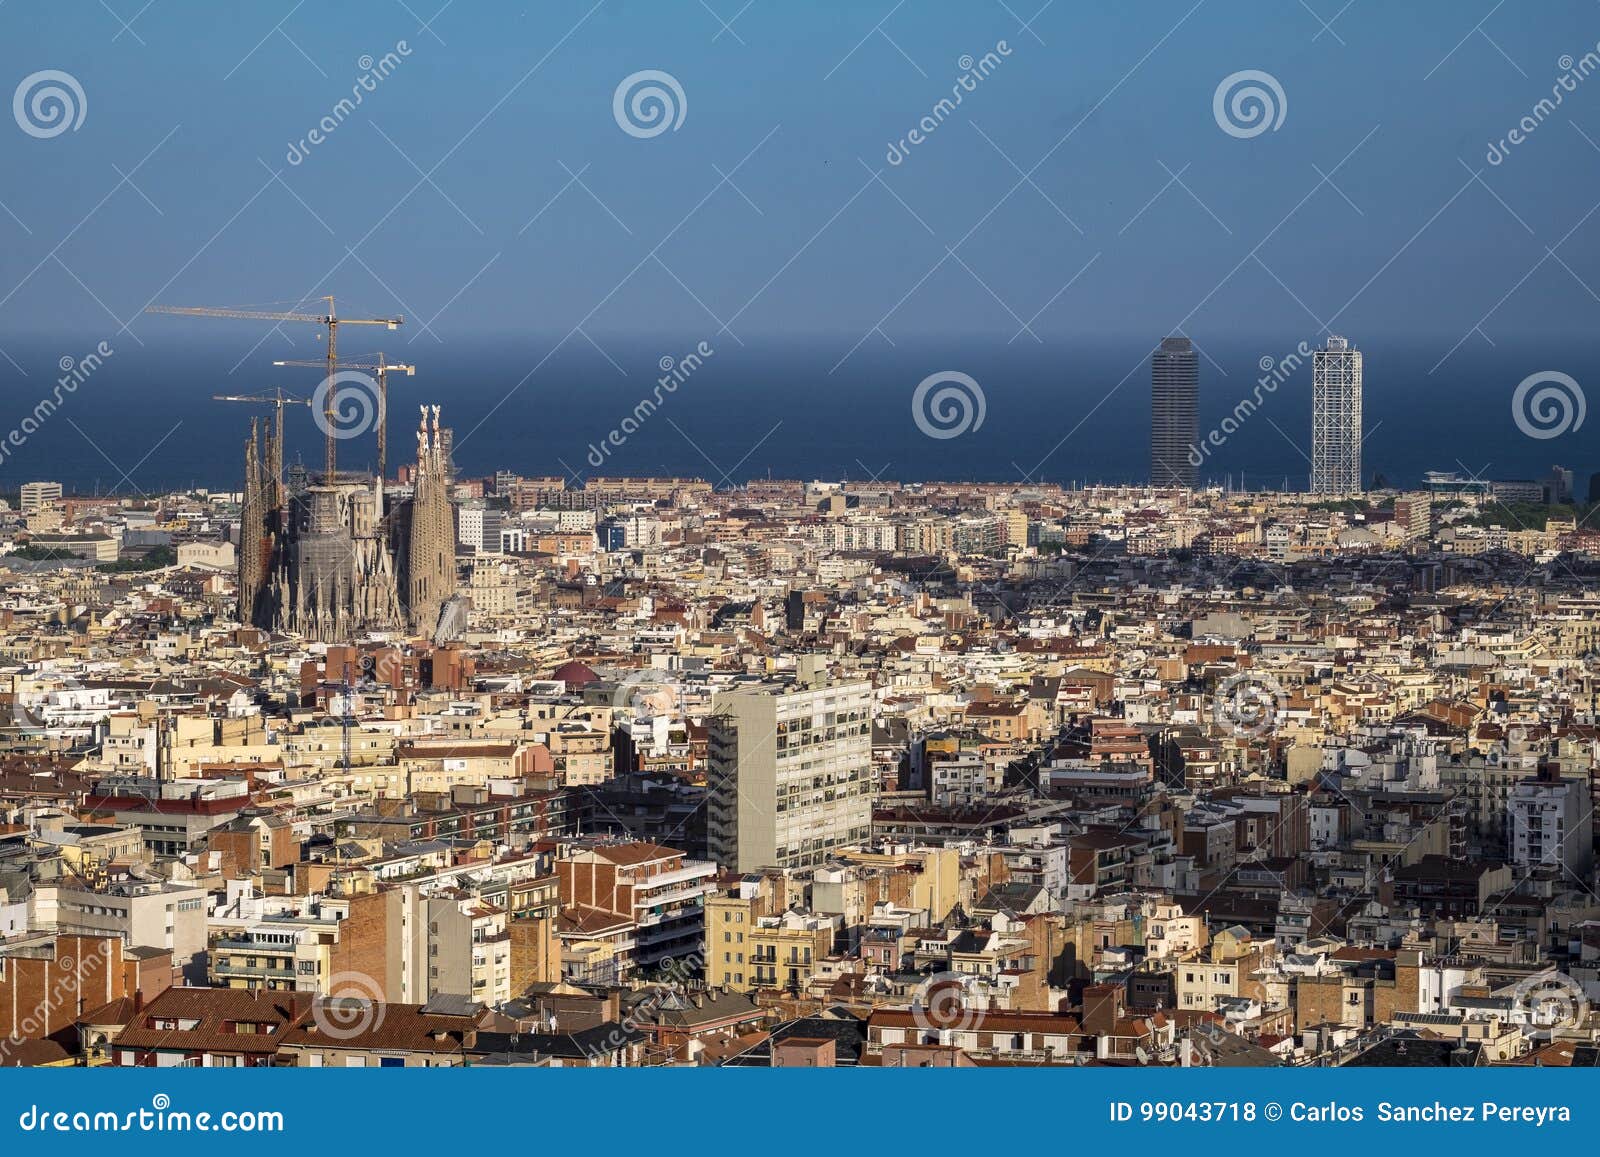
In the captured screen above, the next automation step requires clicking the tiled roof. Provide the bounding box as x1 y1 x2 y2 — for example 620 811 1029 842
114 987 314 1055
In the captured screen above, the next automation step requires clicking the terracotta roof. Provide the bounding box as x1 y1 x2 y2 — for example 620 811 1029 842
587 842 683 866
558 905 635 936
0 1038 72 1066
279 1002 484 1054
113 987 314 1055
78 995 139 1027
868 1008 1084 1035
551 661 600 686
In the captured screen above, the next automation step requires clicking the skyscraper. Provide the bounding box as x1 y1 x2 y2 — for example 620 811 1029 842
1150 336 1198 488
1311 335 1363 496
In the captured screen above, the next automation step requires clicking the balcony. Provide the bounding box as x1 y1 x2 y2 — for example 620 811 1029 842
212 960 296 981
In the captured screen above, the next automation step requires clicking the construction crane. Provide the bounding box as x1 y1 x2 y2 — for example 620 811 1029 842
147 296 403 479
272 354 415 484
212 389 312 506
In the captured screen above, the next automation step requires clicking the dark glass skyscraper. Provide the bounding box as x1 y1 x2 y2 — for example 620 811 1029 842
1151 336 1198 488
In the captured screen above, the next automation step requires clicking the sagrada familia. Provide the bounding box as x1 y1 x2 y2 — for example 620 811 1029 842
236 405 458 642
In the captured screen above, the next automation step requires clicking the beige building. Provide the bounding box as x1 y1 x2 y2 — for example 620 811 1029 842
706 676 874 872
19 480 62 512
706 883 839 994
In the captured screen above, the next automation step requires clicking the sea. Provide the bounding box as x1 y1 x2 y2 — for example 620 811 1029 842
0 331 1591 497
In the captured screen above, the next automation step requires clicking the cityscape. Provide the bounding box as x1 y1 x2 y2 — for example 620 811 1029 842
0 0 1598 1094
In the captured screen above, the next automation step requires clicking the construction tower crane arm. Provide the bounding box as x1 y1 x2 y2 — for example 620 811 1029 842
148 304 402 328
212 388 312 508
271 359 415 372
149 305 328 324
147 296 403 478
211 392 312 404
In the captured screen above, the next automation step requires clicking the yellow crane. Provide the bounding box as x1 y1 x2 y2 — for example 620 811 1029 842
147 296 402 478
272 354 415 483
212 388 312 508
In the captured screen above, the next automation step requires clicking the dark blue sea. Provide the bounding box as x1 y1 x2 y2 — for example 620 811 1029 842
0 331 1593 496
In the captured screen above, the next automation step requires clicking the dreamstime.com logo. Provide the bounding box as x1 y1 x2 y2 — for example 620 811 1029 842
613 70 687 138
586 340 713 468
0 341 114 470
17 1094 284 1134
911 370 985 440
13 69 86 138
1511 970 1590 1032
313 970 386 1040
1487 47 1600 166
910 971 990 1035
885 41 1012 166
285 44 411 165
1511 370 1585 440
312 371 383 440
1213 69 1286 139
1 951 83 1065
581 951 704 1061
1180 1025 1222 1066
1189 341 1311 470
1211 670 1285 738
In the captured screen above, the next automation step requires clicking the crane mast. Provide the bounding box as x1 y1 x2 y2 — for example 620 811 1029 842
272 354 416 486
211 388 311 509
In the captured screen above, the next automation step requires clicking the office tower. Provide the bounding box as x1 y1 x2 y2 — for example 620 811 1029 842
1150 337 1198 487
1311 335 1363 496
19 481 63 512
706 670 874 872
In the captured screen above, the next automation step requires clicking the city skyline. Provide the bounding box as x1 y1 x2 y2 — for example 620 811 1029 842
3 0 1600 1100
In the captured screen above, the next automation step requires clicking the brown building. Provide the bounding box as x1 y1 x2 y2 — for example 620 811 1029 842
1294 948 1423 1032
206 809 298 877
0 935 170 1052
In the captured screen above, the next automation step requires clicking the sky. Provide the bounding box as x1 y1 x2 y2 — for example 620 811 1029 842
0 0 1597 488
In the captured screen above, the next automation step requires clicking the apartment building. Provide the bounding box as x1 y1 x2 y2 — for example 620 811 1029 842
705 879 839 993
706 674 874 872
40 879 207 984
1507 765 1594 878
19 480 63 512
555 841 716 973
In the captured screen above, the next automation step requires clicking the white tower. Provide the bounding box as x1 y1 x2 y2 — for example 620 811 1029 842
1311 335 1363 495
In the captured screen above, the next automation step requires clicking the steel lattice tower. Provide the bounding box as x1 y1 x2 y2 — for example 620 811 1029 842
1311 335 1362 495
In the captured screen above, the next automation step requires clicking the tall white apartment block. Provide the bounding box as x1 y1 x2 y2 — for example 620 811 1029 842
706 674 874 873
1508 768 1593 878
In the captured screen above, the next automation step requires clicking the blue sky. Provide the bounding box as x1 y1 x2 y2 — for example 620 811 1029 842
2 0 1598 351
1 1 1598 493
